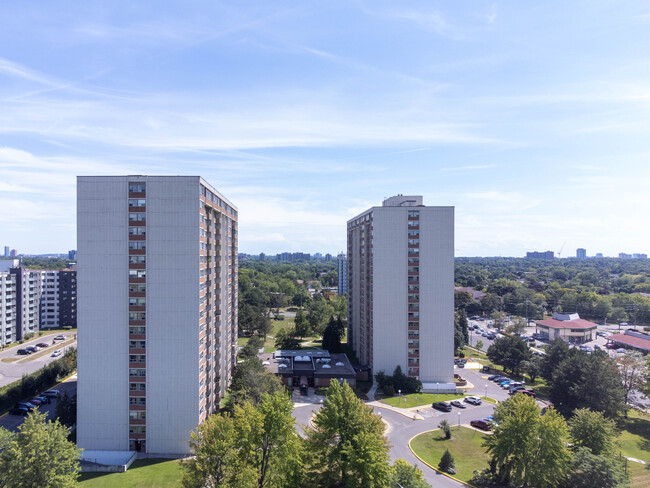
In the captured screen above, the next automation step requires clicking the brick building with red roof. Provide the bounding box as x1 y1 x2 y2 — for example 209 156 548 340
535 313 598 344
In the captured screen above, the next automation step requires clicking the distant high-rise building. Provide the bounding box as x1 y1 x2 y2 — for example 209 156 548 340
633 253 648 259
337 253 347 295
347 195 454 390
526 251 554 260
576 248 586 260
259 252 266 262
325 253 332 261
9 249 17 258
619 253 632 259
595 253 604 258
77 176 238 455
3 246 9 257
68 250 77 260
313 253 323 259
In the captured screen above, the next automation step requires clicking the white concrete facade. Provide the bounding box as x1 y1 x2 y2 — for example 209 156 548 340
347 196 454 386
77 176 237 455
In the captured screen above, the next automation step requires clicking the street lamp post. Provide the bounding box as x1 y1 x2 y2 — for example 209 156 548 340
485 384 488 399
458 412 461 430
398 389 401 406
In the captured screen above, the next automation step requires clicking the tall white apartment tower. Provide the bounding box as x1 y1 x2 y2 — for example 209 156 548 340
347 195 454 390
77 176 238 455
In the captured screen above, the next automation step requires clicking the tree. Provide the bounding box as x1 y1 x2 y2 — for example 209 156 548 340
54 392 76 427
550 350 626 418
438 449 456 475
390 459 431 488
617 351 647 404
182 413 255 488
521 355 542 382
293 309 310 340
454 327 465 354
240 335 264 360
0 427 12 451
562 447 629 488
541 338 570 381
306 299 334 336
438 420 451 440
226 357 283 413
568 408 618 456
608 307 629 325
487 335 532 375
184 392 302 488
305 380 391 488
510 317 527 335
322 315 345 353
454 290 474 311
490 311 507 330
484 394 572 488
0 410 80 488
457 310 469 344
274 327 300 349
235 392 303 488
475 339 484 351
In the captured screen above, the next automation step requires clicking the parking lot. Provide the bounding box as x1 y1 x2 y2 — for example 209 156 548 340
0 332 76 388
0 375 77 432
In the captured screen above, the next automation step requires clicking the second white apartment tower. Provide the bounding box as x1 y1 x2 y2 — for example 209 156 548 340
77 176 238 455
347 195 454 390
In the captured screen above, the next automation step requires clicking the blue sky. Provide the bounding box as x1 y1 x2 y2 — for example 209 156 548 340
1 1 649 257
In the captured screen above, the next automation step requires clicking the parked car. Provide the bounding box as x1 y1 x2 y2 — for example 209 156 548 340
515 389 536 397
450 399 467 409
33 395 50 405
465 396 482 405
432 401 453 412
9 407 29 416
492 376 508 383
16 349 30 355
470 419 491 431
486 333 496 340
42 389 60 399
53 335 65 341
616 348 626 353
482 365 491 372
51 349 62 357
606 343 617 349
17 402 36 411
487 374 500 381
36 343 49 348
25 346 38 353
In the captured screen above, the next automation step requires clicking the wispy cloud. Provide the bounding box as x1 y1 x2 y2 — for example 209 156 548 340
441 164 497 172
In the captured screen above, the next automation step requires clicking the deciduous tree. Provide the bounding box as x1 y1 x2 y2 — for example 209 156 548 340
568 408 617 456
305 380 391 488
0 410 80 488
484 394 572 488
390 459 431 488
487 335 532 375
617 351 647 404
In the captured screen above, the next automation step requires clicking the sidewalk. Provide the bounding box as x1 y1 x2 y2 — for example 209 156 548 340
366 400 426 420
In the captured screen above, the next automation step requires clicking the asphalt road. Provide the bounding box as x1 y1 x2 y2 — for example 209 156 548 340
0 332 77 388
293 367 513 488
0 375 77 432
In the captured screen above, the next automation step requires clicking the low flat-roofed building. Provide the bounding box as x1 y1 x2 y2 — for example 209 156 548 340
535 313 598 344
607 330 650 353
261 350 356 387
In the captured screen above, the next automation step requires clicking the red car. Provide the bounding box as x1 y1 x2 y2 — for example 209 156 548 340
516 389 536 397
36 343 49 348
470 419 491 431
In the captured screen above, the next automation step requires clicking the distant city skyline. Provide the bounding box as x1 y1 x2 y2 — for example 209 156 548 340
1 1 649 256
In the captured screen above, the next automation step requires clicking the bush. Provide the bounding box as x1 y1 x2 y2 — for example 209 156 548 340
374 366 422 396
439 420 451 439
438 449 456 474
384 384 395 396
458 350 465 358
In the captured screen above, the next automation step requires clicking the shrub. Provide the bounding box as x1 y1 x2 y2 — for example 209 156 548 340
438 449 456 474
458 350 465 358
439 420 451 439
384 384 395 396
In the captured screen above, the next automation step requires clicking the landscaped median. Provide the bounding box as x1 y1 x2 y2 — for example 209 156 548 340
409 426 491 486
379 392 497 408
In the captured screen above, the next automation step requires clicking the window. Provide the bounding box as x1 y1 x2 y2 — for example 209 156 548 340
128 213 146 221
128 199 146 207
129 383 146 391
129 297 146 306
129 355 146 363
129 227 146 236
129 255 146 264
129 425 146 434
408 230 419 237
129 270 146 278
129 242 146 250
129 340 146 349
129 312 146 320
128 183 146 193
408 210 420 218
129 369 146 377
129 410 146 419
129 284 146 293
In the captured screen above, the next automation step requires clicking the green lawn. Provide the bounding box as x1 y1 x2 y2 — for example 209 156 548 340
410 427 491 483
78 459 184 487
380 392 465 408
618 410 650 488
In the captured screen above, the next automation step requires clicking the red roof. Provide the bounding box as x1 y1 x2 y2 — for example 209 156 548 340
608 334 650 351
536 318 598 330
